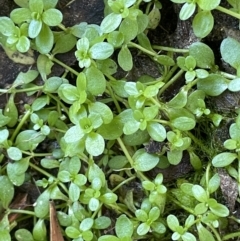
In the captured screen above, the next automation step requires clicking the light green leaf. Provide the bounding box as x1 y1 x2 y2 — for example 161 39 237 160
28 19 42 38
179 2 196 20
197 223 216 241
228 78 240 91
90 42 114 60
192 185 208 202
7 147 22 161
120 17 138 42
197 0 220 10
86 132 105 156
220 37 240 70
118 45 133 71
0 175 14 209
212 152 237 167
100 13 122 33
167 214 179 231
42 9 62 26
192 11 214 38
133 149 159 171
89 102 113 124
35 24 54 54
189 42 215 69
86 66 106 95
197 74 228 96
34 190 50 218
147 122 166 142
115 215 133 238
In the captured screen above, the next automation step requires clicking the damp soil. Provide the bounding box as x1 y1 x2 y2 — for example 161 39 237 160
1 0 240 238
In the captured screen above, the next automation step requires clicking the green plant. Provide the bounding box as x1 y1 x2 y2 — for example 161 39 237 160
1 0 240 240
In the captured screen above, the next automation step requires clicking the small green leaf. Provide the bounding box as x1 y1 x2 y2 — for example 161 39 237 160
0 175 14 209
0 129 9 143
69 183 80 202
90 42 114 60
228 78 240 91
192 185 208 202
179 2 196 20
148 5 160 29
52 33 76 54
167 214 179 231
32 219 47 241
209 200 229 217
133 149 159 171
35 24 54 54
137 222 150 235
7 147 22 161
93 216 111 229
208 173 220 194
147 122 166 142
42 8 62 26
118 45 133 71
171 116 195 131
89 102 113 124
189 42 215 69
4 94 18 127
86 132 105 156
197 0 220 10
86 66 106 95
120 17 138 43
192 11 214 38
0 230 11 241
107 31 124 48
15 229 34 241
197 223 216 241
100 13 122 33
98 235 119 241
212 152 237 167
197 74 228 96
34 190 50 218
28 19 42 38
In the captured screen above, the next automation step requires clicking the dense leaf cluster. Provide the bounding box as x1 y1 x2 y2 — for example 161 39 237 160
0 0 240 240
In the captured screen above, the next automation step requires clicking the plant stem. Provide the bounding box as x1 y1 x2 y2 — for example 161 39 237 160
186 131 213 157
223 231 240 240
106 83 122 113
10 109 31 142
48 93 69 116
117 137 134 167
206 223 222 241
9 209 36 216
167 194 195 214
46 54 79 76
112 176 136 192
116 137 148 181
216 6 240 20
152 45 189 53
128 42 156 56
158 69 184 96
